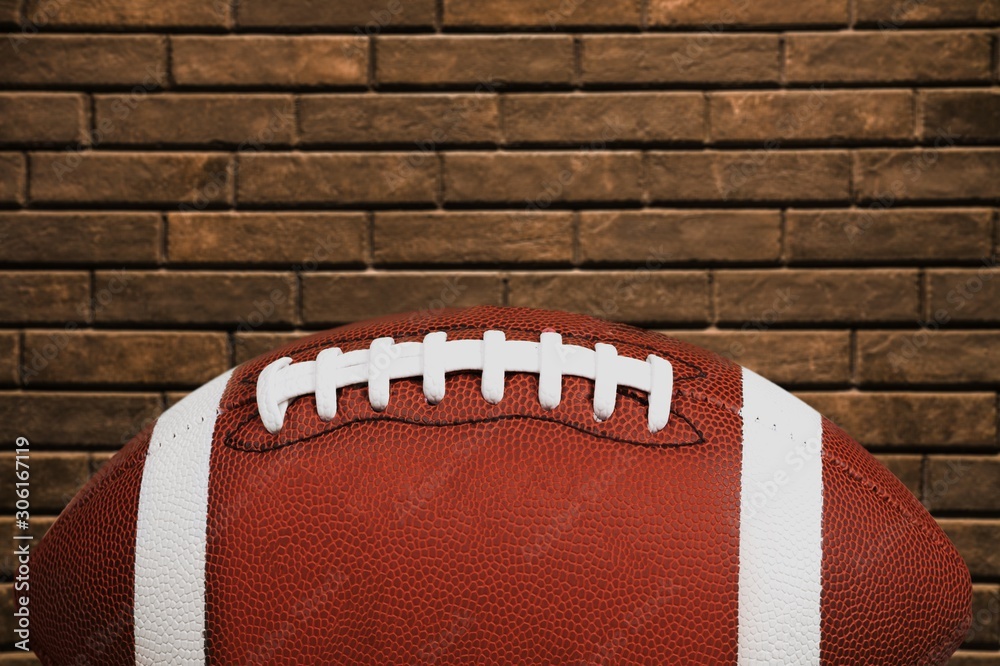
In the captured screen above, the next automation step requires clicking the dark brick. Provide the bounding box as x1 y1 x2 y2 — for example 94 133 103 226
24 0 228 27
503 93 705 144
93 94 295 146
299 94 500 145
797 392 997 448
649 0 848 26
856 0 1000 26
967 585 1000 647
786 209 993 263
444 0 641 27
0 93 86 144
374 212 573 264
927 269 1000 323
0 153 24 204
647 151 851 203
238 0 435 27
0 453 90 513
302 273 503 324
874 454 923 498
30 152 233 206
854 149 1000 202
581 35 780 85
444 152 642 203
507 271 710 324
234 332 307 365
0 272 89 324
0 392 161 447
939 519 1000 578
239 153 438 206
0 333 17 386
93 271 297 326
172 36 368 87
0 213 161 265
785 31 992 84
579 210 781 264
858 331 1000 385
669 329 851 385
168 213 367 266
926 457 1000 513
922 90 1000 142
710 91 913 143
716 269 919 324
0 35 166 86
22 331 229 386
377 36 574 86
0 0 18 23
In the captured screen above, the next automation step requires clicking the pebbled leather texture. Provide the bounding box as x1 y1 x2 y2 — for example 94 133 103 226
30 306 971 665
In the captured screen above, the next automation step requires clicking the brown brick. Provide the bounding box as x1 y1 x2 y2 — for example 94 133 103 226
172 36 368 87
0 35 166 86
922 90 1000 142
581 35 780 85
926 456 1000 513
0 93 86 144
939 519 1000 578
169 213 367 266
93 271 297 326
855 149 1000 202
0 652 42 665
579 210 781 264
647 151 850 203
444 152 642 203
0 272 89 324
710 91 913 143
299 94 500 145
0 213 161 264
0 0 18 23
239 153 438 206
24 0 228 27
968 585 1000 647
928 269 1000 323
507 271 710 324
0 453 90 512
0 392 161 447
377 36 574 87
22 331 229 386
93 94 295 146
716 269 919 324
233 332 307 365
504 93 705 144
797 392 997 448
0 333 16 386
0 153 24 204
649 0 847 26
785 31 992 83
856 0 1000 25
858 331 1000 385
444 0 640 27
668 330 851 385
374 212 573 265
0 517 54 580
302 273 503 324
874 454 923 498
30 152 233 206
787 208 993 264
239 0 435 27
948 653 1000 665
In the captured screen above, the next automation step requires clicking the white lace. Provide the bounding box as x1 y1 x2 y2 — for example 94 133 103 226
256 330 674 435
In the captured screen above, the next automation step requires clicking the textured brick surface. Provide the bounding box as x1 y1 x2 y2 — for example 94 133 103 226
0 93 86 144
716 269 920 323
299 94 500 145
786 209 993 264
0 453 90 512
377 36 574 87
172 36 368 87
3 5 999 663
168 213 367 266
374 212 574 265
578 211 781 264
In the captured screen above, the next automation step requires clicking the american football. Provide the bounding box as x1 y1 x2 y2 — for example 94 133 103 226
32 306 971 665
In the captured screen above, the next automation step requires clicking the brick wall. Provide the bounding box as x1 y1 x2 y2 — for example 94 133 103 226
1 0 998 662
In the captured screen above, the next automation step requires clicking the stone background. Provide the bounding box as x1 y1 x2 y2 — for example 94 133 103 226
0 0 998 663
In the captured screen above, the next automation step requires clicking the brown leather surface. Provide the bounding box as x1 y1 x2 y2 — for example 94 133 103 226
31 425 150 665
